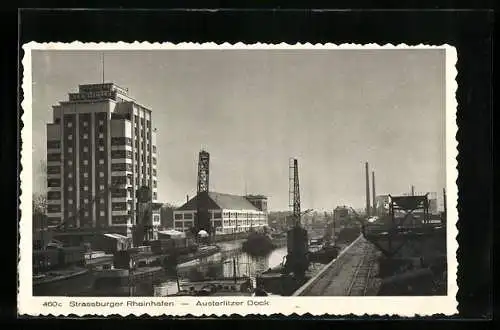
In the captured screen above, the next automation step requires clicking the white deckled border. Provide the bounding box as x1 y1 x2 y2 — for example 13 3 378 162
19 42 458 317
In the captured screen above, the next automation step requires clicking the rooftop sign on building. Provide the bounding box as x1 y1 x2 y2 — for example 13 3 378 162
68 83 128 102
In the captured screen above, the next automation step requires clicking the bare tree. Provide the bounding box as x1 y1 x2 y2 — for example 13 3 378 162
33 160 48 231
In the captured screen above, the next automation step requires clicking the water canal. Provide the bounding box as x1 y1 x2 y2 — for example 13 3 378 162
84 240 289 297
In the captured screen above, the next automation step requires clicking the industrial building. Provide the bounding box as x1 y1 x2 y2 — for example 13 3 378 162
45 83 160 239
375 195 391 215
173 192 268 235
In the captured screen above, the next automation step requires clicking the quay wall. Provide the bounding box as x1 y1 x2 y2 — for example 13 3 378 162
292 234 364 296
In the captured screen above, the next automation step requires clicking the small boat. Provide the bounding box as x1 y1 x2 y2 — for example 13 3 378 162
167 277 255 297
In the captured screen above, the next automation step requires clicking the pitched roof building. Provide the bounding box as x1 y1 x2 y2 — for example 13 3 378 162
173 192 268 235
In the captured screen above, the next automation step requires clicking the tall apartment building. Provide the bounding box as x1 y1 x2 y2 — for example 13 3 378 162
45 83 159 238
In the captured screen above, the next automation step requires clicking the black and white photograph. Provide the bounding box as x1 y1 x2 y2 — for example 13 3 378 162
19 43 458 316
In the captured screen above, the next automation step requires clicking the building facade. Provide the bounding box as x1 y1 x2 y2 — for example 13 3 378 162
45 83 159 238
173 192 268 235
374 195 391 215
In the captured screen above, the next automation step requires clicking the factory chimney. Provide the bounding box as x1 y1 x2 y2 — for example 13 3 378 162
372 171 376 216
186 195 189 203
411 185 415 196
365 162 370 217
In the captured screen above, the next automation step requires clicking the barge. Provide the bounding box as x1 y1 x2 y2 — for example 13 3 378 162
33 267 97 296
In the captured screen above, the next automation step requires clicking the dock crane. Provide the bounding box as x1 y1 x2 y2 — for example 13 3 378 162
283 158 310 280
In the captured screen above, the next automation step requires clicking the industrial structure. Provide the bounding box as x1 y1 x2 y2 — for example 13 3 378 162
44 83 160 242
173 192 268 235
174 150 268 235
283 158 309 280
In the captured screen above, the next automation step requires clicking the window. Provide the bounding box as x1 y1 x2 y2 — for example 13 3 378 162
100 211 105 217
99 172 104 178
83 121 88 127
152 145 157 153
47 153 61 162
99 159 104 165
68 212 73 217
100 198 105 204
68 147 73 153
68 199 73 204
68 160 73 166
83 133 88 139
99 185 104 191
47 166 60 174
68 186 73 191
84 211 89 217
84 198 89 204
68 173 73 178
67 122 72 128
99 146 104 152
83 160 88 165
153 192 157 200
99 133 104 139
47 178 61 187
83 146 88 152
68 134 72 140
99 120 104 125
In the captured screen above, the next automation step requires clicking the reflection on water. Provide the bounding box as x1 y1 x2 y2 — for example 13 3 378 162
153 246 288 296
88 241 289 297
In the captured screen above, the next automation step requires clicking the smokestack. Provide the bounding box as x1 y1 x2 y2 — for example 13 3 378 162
186 195 189 203
365 162 370 216
411 185 415 196
372 171 376 216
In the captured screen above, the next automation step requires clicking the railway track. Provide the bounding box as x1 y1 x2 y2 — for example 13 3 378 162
345 243 375 296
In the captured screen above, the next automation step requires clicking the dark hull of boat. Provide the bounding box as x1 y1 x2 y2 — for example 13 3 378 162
33 270 96 296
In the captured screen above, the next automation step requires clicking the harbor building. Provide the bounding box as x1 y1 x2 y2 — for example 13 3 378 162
173 192 268 235
45 83 160 240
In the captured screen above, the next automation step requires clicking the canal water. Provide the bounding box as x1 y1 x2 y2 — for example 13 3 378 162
87 240 289 296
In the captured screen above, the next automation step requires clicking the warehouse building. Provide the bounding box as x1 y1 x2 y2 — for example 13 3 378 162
45 82 159 239
173 192 268 235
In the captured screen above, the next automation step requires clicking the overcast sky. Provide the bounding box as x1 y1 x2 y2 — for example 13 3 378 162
31 49 446 211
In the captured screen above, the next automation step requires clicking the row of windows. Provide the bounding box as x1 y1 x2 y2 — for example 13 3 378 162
112 163 133 171
48 155 156 168
111 137 132 146
49 137 155 151
66 120 105 128
66 132 105 140
111 150 133 159
64 145 106 153
174 212 222 220
65 184 107 191
49 176 156 189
